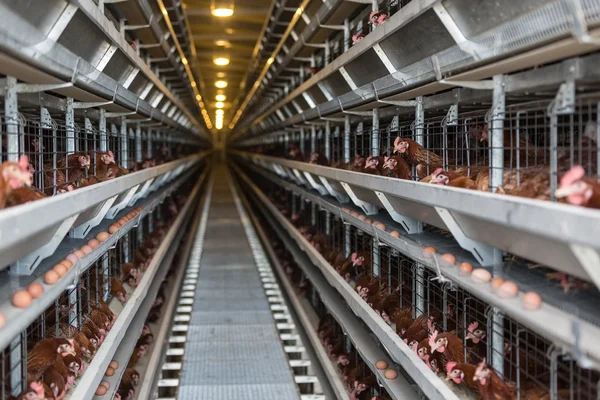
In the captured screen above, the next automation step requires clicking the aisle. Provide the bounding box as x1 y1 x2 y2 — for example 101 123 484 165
178 165 300 400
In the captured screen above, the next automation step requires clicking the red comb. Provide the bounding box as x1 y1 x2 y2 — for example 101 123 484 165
446 361 457 375
468 321 478 333
560 165 585 187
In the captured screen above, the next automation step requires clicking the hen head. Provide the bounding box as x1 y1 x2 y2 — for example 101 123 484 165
445 362 464 384
309 152 319 163
353 154 365 167
351 32 365 45
58 338 77 357
383 156 396 170
465 321 486 343
351 252 364 266
365 156 379 169
1 155 33 189
555 165 593 205
100 151 115 165
429 330 448 353
337 355 350 365
429 168 448 185
393 137 410 154
79 155 91 168
473 359 491 385
417 341 430 361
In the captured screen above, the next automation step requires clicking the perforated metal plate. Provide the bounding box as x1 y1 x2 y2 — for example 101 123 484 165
178 383 299 400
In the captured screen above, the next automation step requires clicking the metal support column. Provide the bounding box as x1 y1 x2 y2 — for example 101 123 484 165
490 75 505 191
372 108 380 156
120 117 128 169
99 109 107 152
4 77 18 162
299 128 305 155
344 116 351 164
310 125 316 153
343 19 350 52
135 123 142 163
325 121 331 160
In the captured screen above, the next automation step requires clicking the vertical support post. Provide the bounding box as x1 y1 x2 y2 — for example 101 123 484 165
344 224 351 257
310 125 316 153
325 211 331 235
372 242 380 277
4 76 19 162
102 254 109 301
325 121 331 160
135 123 142 163
39 107 51 189
324 39 331 66
490 308 504 378
344 116 351 164
371 0 379 12
10 334 23 395
415 264 425 318
490 75 505 191
372 108 380 156
343 19 350 52
415 96 424 146
66 98 75 154
299 128 305 155
147 129 153 159
120 117 128 169
99 109 107 152
311 203 316 226
69 288 78 329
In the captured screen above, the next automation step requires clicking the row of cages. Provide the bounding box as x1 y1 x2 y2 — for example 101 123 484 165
0 85 202 209
0 178 195 400
251 173 600 400
256 202 395 400
248 90 600 209
252 0 412 112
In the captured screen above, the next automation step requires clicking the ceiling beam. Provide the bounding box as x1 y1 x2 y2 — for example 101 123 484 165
186 6 271 16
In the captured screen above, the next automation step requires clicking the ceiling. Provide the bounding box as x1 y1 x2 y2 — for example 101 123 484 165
184 0 273 131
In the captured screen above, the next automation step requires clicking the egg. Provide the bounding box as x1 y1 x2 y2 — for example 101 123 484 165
27 283 44 299
390 231 401 238
458 262 473 276
53 264 68 277
0 314 6 329
490 277 505 293
44 270 59 285
109 360 119 369
441 253 456 265
423 246 437 258
88 239 100 249
497 281 519 299
523 292 542 311
384 369 398 380
364 219 372 224
73 250 85 259
119 218 128 225
136 207 143 212
12 290 32 308
349 211 359 217
114 221 122 228
341 208 349 213
96 232 110 242
358 215 367 221
374 222 386 230
80 245 93 255
471 269 492 284
100 381 110 389
61 260 73 270
108 225 119 234
66 253 79 265
95 385 107 395
105 367 115 376
375 360 388 370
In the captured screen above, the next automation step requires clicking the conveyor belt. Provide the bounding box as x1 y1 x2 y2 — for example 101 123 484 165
177 165 300 400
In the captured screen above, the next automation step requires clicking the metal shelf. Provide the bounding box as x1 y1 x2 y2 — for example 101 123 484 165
0 163 206 353
234 173 349 400
237 151 600 294
240 0 600 136
133 174 213 400
68 166 208 400
0 1 203 136
234 163 425 400
234 159 600 378
0 152 207 274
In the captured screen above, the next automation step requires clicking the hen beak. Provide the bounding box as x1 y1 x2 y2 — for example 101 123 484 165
555 186 577 198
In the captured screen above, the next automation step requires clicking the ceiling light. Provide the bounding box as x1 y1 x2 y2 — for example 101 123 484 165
216 101 225 108
212 8 234 17
225 28 234 34
216 94 226 101
213 57 230 66
215 80 228 88
196 94 201 100
267 57 274 65
216 109 224 115
215 40 231 47
211 0 234 17
216 72 226 78
216 121 223 130
181 57 188 65
191 81 196 87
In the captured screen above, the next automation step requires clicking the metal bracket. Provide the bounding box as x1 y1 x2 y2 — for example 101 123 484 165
0 81 74 96
292 169 309 187
565 0 600 45
106 185 140 219
374 191 423 234
303 172 328 196
72 100 114 109
70 196 118 238
548 81 576 116
445 104 459 126
339 182 378 215
434 206 500 265
128 179 155 206
319 177 350 203
569 243 600 293
10 215 80 276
